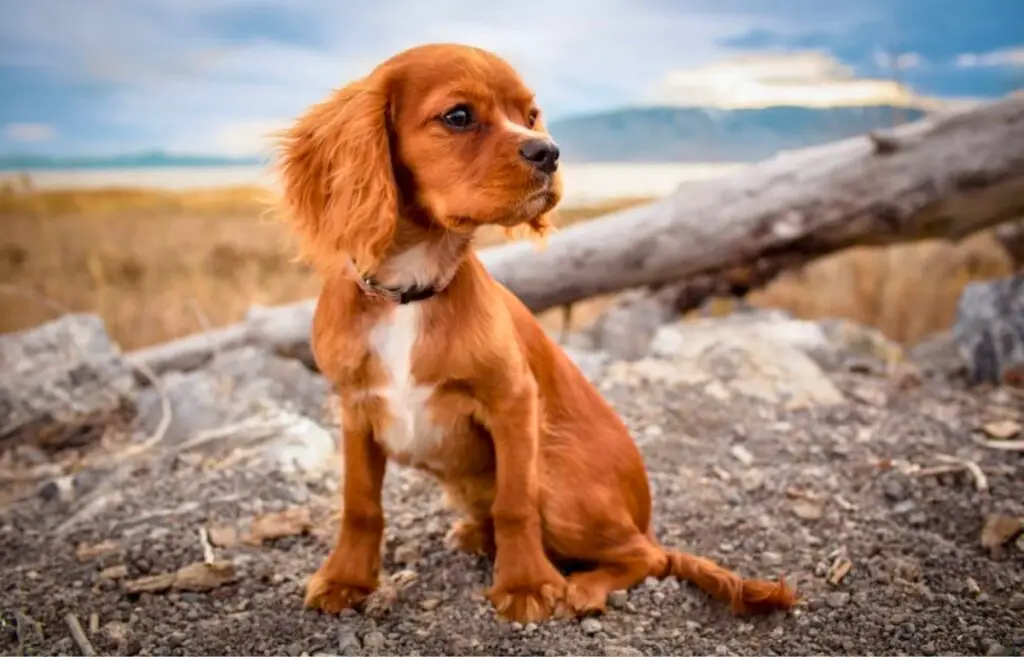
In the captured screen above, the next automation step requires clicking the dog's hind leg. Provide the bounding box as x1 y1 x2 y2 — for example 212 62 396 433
563 535 668 617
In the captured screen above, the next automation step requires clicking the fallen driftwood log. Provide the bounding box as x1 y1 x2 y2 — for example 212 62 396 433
128 302 317 376
489 92 1024 312
128 93 1024 376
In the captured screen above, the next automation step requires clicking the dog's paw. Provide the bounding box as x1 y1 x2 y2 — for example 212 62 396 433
565 581 607 617
488 577 567 624
304 571 374 614
445 519 495 557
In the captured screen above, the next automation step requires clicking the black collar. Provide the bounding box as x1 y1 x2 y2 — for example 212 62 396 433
359 275 439 304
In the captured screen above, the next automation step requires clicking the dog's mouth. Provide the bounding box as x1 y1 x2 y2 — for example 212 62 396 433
490 189 556 227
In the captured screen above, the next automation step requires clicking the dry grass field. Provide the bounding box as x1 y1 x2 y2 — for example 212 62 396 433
0 183 1019 351
0 185 647 349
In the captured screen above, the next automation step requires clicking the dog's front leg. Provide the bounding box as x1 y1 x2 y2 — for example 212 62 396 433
305 410 386 614
479 376 566 623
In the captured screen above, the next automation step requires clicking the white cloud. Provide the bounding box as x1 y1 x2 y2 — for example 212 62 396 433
649 51 922 109
2 122 57 143
956 46 1024 68
1 1 915 155
3 0 780 154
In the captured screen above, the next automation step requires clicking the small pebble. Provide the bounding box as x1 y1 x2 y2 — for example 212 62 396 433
827 592 851 608
1008 593 1024 610
361 631 385 652
792 500 823 521
891 500 916 515
882 478 907 502
741 469 765 492
336 627 361 654
581 618 602 635
730 444 754 466
607 590 628 609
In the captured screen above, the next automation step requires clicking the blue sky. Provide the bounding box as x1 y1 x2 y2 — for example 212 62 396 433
0 0 1021 157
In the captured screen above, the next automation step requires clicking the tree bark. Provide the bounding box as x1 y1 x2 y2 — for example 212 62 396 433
128 93 1024 375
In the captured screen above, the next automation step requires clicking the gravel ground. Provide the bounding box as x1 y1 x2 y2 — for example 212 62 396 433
2 365 1023 656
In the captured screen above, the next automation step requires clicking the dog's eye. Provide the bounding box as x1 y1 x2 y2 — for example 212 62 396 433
441 104 475 130
527 109 539 128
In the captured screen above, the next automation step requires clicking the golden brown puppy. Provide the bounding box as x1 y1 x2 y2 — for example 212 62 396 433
277 42 796 624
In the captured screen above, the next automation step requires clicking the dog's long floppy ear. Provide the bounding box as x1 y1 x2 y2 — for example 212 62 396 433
277 78 398 278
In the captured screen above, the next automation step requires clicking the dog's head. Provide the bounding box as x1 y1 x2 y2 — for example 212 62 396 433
277 43 562 277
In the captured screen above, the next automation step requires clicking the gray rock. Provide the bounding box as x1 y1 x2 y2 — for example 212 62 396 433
585 289 675 361
906 330 967 379
580 618 602 635
361 631 386 654
607 589 628 609
953 275 1024 385
336 625 361 655
983 639 1005 656
826 592 851 608
0 313 136 449
642 317 844 409
563 347 612 383
133 346 336 473
134 346 331 440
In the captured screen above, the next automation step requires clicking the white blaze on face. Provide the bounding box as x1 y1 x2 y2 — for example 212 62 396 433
502 118 548 141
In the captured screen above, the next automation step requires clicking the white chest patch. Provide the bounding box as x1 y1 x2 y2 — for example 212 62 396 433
367 303 443 466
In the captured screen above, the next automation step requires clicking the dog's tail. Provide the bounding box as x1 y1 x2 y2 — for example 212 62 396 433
659 549 797 614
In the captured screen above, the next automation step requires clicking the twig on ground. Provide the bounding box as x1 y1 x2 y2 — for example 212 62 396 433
971 436 1024 451
913 464 968 478
109 494 244 534
833 494 858 511
934 454 989 493
170 419 271 455
64 613 97 656
912 455 989 493
199 526 216 564
53 491 126 536
15 612 41 651
117 358 172 458
52 357 173 535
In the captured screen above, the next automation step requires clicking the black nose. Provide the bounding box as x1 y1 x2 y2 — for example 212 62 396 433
518 138 560 174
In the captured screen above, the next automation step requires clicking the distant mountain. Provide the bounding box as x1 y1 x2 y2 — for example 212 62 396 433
547 105 928 163
0 151 263 171
0 105 931 170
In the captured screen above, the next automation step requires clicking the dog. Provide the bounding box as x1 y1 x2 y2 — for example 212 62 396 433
276 42 797 624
